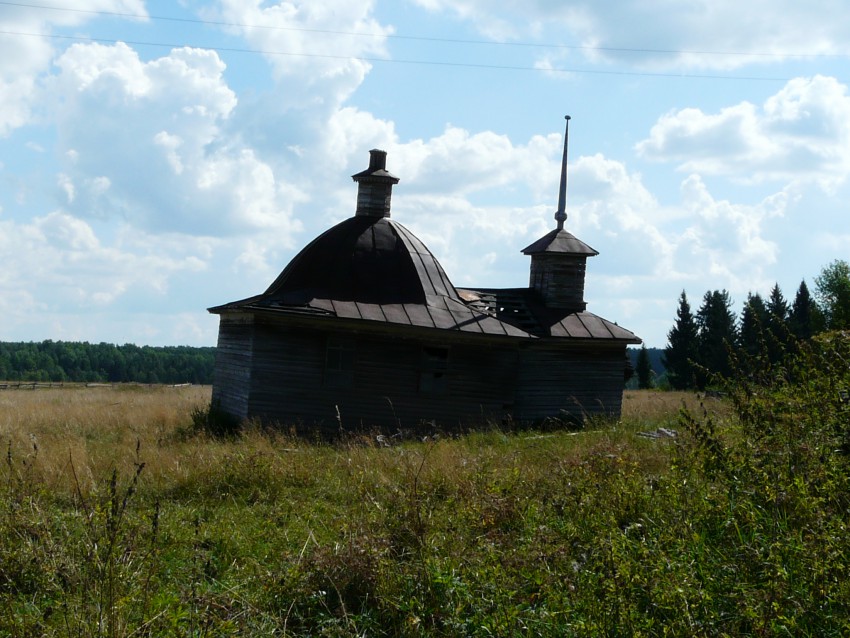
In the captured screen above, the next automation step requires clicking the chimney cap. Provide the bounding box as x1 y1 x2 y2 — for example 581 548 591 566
352 149 400 183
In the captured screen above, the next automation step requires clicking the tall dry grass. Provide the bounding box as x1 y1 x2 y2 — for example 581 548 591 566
621 388 728 424
0 385 698 502
4 373 847 635
0 385 210 497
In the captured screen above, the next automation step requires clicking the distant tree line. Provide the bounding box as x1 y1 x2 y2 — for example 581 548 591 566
661 259 850 390
0 341 215 384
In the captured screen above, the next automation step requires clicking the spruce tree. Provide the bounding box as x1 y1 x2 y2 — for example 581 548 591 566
766 283 789 326
738 292 768 357
663 291 699 390
636 345 654 389
766 283 790 363
696 289 737 386
788 280 823 339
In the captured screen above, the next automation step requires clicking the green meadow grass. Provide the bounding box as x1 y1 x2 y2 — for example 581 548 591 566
1 336 849 637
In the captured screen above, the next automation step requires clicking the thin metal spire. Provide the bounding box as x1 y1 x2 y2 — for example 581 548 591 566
555 115 570 231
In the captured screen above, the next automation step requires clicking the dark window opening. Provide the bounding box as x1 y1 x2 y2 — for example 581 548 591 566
419 346 449 394
325 337 355 388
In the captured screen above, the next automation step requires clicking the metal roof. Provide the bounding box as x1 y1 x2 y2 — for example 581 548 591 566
261 216 460 306
208 214 532 337
208 216 638 342
457 287 641 343
521 228 598 256
209 294 533 337
210 283 639 343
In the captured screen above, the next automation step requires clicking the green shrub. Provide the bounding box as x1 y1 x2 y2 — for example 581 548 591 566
189 400 241 438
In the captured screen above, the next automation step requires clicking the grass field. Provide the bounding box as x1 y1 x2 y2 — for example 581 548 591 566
1 376 848 636
0 386 713 500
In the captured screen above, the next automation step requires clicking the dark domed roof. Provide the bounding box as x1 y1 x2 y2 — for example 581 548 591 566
262 215 461 306
208 149 530 336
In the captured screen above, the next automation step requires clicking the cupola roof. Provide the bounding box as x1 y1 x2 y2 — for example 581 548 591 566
262 215 461 306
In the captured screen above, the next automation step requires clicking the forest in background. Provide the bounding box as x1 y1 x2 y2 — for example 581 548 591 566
2 341 666 388
0 341 215 384
635 258 850 391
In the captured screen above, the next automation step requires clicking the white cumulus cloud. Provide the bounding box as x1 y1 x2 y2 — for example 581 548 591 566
637 76 850 188
208 0 392 107
410 0 850 70
49 42 303 239
0 1 148 136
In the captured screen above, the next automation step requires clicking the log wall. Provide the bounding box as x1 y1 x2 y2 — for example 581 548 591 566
514 342 626 421
211 314 254 419
240 317 519 433
212 312 628 432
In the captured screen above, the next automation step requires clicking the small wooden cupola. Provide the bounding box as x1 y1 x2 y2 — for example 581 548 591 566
522 116 598 312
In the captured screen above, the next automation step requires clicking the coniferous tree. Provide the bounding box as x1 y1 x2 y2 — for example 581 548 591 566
788 280 824 340
663 291 699 390
765 283 790 363
738 292 768 358
766 283 789 328
635 345 654 389
696 289 737 386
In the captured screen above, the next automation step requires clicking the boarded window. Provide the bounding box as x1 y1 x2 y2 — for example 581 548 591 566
325 337 355 388
419 346 449 394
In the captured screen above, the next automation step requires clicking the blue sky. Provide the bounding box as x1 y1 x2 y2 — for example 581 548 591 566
1 0 848 348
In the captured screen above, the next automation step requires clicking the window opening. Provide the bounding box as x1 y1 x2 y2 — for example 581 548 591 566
419 345 449 394
325 337 355 388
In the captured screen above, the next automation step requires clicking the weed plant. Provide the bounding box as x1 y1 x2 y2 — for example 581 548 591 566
1 335 849 637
